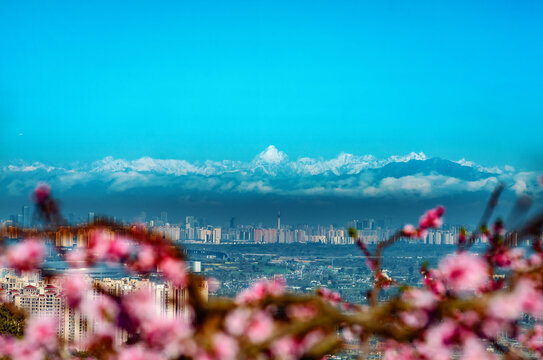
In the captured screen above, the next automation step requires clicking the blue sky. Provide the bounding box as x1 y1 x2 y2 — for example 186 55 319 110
1 0 543 170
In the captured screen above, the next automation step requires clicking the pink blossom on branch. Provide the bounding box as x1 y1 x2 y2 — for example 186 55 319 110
5 239 46 272
158 257 188 288
25 316 58 351
438 252 489 293
33 183 51 205
61 274 90 308
236 277 285 304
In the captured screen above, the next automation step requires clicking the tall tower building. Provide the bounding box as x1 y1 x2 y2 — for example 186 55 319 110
277 211 281 243
22 206 30 227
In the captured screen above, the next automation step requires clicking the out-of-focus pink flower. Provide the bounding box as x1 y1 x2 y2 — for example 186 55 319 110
61 274 89 308
521 324 543 354
135 244 157 272
122 287 157 323
416 320 457 360
25 316 57 351
0 336 16 357
246 311 274 343
287 303 318 320
400 310 428 329
301 330 325 352
117 345 162 360
225 308 251 336
33 183 51 205
207 278 220 293
423 269 446 297
383 340 417 360
141 317 192 349
402 224 417 238
6 239 46 272
267 276 286 296
271 336 301 360
88 230 113 261
82 294 119 324
481 318 507 339
212 332 238 360
461 337 496 360
341 325 362 342
105 236 132 262
438 252 488 293
65 248 86 267
402 288 436 310
489 279 543 320
419 205 445 230
159 257 188 288
236 278 285 304
317 287 342 306
10 341 43 360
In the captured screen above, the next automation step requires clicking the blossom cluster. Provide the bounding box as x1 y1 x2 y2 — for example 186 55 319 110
0 184 542 360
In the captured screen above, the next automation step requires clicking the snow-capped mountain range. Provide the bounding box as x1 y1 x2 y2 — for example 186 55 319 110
1 146 539 198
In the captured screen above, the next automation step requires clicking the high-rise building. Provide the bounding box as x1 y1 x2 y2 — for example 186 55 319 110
88 212 95 224
22 206 30 227
160 211 168 224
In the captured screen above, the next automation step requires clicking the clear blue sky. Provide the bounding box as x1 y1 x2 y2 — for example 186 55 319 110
1 0 542 169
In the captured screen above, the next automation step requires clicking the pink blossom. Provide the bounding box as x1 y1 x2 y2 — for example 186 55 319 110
135 244 156 271
207 277 220 293
489 279 543 320
267 276 286 296
521 324 543 353
400 310 428 329
383 340 417 360
212 332 238 360
82 294 119 323
271 336 301 360
419 205 445 229
224 308 251 336
117 345 162 360
65 248 86 267
0 336 16 357
159 257 188 288
402 288 436 310
10 341 43 360
33 183 50 204
6 239 46 272
516 279 543 318
25 316 57 351
246 311 274 343
61 274 89 308
301 330 325 353
416 320 457 360
105 236 132 262
402 224 417 238
287 303 318 320
438 252 488 293
122 287 157 323
481 318 507 339
423 269 446 297
141 317 192 349
88 230 113 261
236 278 284 304
317 287 342 305
461 337 496 360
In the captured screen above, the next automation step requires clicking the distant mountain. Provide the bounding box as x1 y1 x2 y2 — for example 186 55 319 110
2 147 541 226
0 146 537 201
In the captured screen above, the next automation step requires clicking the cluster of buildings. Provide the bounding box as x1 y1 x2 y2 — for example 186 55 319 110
2 207 516 247
0 269 207 345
